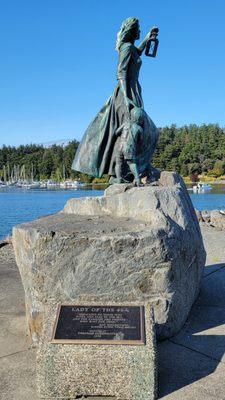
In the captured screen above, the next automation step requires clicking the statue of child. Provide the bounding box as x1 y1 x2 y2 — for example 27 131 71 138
114 107 144 185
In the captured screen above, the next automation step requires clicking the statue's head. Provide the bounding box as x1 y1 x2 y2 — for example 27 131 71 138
130 107 144 125
116 17 140 51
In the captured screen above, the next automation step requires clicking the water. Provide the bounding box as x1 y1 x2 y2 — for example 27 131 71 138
0 187 104 240
0 184 225 241
188 184 225 211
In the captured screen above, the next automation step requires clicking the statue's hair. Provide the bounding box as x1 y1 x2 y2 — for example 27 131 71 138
116 17 139 52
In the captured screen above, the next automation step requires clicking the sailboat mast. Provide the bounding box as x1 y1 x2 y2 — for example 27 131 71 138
31 163 34 182
3 165 6 182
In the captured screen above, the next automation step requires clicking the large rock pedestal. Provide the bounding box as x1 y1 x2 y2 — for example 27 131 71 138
13 172 206 342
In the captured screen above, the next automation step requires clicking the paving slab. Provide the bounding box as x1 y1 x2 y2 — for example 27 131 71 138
0 349 38 400
170 305 225 362
158 225 225 399
203 262 225 277
199 265 225 306
0 314 28 357
158 340 225 399
170 261 225 362
0 243 25 316
159 385 216 400
200 224 225 266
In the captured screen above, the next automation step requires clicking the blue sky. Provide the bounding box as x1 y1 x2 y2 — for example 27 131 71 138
0 0 225 146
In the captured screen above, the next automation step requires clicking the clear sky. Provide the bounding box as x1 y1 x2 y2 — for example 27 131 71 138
0 0 225 146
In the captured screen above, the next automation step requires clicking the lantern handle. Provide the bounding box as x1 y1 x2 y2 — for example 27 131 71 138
149 26 159 39
145 26 159 58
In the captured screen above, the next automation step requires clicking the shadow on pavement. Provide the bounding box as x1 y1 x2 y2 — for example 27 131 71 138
158 264 225 398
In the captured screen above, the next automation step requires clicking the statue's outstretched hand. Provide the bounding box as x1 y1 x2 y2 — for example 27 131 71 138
145 26 159 42
150 26 159 39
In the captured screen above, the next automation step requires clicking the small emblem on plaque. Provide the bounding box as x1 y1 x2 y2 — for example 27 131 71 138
52 305 146 345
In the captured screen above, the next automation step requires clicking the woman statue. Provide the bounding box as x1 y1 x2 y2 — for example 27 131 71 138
72 17 159 184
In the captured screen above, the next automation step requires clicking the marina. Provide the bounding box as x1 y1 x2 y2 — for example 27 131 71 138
0 163 86 190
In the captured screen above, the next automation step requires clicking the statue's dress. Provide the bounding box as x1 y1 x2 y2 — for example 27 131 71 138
72 42 159 178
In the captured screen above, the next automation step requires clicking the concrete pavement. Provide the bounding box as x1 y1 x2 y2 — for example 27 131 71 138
1 224 225 399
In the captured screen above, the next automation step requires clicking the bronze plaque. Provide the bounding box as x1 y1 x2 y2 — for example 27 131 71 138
52 305 146 345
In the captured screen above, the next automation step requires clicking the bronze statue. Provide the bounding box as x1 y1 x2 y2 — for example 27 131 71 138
72 17 159 184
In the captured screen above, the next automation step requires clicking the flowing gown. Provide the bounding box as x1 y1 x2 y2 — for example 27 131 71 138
72 42 159 178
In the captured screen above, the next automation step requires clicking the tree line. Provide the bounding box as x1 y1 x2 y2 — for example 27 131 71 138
153 123 225 178
0 124 225 182
0 140 87 182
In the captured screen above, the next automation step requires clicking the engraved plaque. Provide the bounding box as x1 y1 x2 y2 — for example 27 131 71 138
52 305 146 345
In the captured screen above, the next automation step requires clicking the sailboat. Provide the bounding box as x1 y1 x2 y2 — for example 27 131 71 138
0 166 7 187
20 164 40 189
60 164 67 188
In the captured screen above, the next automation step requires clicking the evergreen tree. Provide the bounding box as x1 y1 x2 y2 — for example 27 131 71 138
0 124 225 181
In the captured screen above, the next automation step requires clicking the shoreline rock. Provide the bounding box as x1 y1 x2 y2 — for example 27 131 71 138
195 209 225 230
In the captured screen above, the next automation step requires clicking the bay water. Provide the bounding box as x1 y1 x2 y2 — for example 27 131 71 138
0 185 225 241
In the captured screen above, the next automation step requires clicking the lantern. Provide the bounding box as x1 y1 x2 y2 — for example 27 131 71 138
145 27 159 58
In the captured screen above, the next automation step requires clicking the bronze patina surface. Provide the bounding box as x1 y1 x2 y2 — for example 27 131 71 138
52 304 145 345
72 17 160 185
